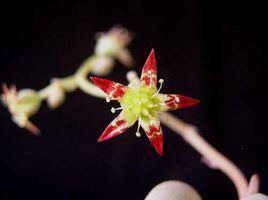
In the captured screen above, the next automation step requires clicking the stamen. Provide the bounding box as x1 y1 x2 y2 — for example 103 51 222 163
106 97 111 102
136 132 141 137
152 78 164 97
135 121 141 137
148 70 152 75
159 79 164 84
111 107 122 113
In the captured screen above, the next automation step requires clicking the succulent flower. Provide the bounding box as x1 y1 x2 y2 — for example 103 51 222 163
94 26 134 68
1 84 41 135
90 49 200 155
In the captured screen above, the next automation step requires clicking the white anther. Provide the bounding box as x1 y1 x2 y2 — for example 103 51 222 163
135 121 141 137
111 107 116 113
152 78 165 97
148 70 152 75
111 107 122 113
135 132 141 137
106 97 111 102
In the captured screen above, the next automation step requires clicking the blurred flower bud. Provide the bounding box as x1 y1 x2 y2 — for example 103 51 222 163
95 26 134 67
242 194 268 200
145 180 202 200
1 84 41 134
91 56 115 76
47 80 65 109
15 89 41 116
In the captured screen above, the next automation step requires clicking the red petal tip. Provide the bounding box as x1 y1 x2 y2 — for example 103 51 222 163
178 95 200 109
97 133 111 142
97 137 105 142
141 49 157 86
90 76 126 99
97 133 113 142
152 140 163 156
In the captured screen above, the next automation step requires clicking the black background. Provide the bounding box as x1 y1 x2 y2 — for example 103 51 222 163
0 1 267 199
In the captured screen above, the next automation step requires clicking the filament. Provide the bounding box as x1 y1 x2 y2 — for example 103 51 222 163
152 79 164 97
135 121 141 137
111 107 122 113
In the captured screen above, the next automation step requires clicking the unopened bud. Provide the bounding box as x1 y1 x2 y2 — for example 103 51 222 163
91 56 115 76
95 26 133 67
47 81 65 109
16 89 41 116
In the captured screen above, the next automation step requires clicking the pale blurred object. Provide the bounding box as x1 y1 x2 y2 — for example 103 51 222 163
95 26 134 68
46 80 65 109
145 180 202 200
90 55 115 76
74 26 134 95
242 194 268 200
1 84 41 134
247 174 260 196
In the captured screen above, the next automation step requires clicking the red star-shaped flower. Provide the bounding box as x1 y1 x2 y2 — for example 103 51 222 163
90 49 200 155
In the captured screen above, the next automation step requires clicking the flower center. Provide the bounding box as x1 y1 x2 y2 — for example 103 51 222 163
120 85 162 125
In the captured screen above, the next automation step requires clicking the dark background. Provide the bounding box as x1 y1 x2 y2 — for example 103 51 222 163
0 1 267 199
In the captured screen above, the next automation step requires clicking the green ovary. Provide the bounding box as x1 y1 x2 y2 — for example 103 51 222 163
121 86 162 125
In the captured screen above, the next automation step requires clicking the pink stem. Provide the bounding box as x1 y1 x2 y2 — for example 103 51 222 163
247 174 260 196
158 111 249 199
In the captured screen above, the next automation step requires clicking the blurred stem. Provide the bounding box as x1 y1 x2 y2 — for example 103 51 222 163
127 70 249 199
158 112 249 199
74 55 106 98
75 75 106 98
38 86 51 100
38 55 106 100
37 76 77 100
75 55 96 77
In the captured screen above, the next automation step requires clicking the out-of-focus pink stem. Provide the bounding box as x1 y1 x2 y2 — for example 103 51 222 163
158 111 249 199
247 174 260 196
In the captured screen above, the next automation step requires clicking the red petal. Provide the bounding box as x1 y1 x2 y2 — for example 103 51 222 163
178 94 200 108
98 112 129 142
140 118 163 156
140 49 157 86
145 124 163 156
160 94 200 111
90 77 126 99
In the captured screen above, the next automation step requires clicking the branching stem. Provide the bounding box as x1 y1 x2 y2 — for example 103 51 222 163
158 111 249 199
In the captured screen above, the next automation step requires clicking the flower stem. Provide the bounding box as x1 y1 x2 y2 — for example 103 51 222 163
38 86 51 99
75 75 106 98
75 55 97 77
37 55 106 101
158 111 249 199
37 76 77 100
